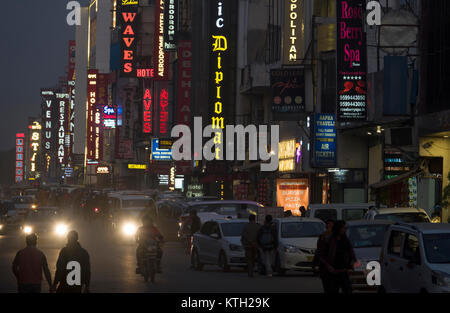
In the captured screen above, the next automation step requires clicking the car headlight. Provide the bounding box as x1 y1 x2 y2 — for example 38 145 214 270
23 226 33 234
178 222 182 227
0 224 3 230
432 271 450 287
283 244 301 253
31 204 37 209
229 244 243 251
122 222 138 236
55 223 68 236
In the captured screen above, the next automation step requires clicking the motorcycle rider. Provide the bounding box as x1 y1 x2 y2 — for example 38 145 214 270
136 214 164 273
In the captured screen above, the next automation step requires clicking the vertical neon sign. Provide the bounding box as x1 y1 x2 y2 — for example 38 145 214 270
15 133 25 183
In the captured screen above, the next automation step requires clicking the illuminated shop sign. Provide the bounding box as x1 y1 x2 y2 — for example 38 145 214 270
169 166 175 190
128 164 147 170
96 166 110 174
151 138 172 161
137 68 154 78
15 133 25 183
55 92 69 165
283 0 304 64
143 83 152 134
336 0 367 121
29 122 41 175
98 74 115 129
87 70 102 163
210 0 228 160
119 1 138 77
159 87 169 134
163 0 178 51
154 0 169 80
121 0 139 5
177 40 192 126
276 179 309 216
278 139 297 172
41 90 54 151
68 40 76 81
313 113 337 167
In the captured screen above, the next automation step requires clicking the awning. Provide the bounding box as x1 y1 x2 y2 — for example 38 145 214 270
370 166 422 190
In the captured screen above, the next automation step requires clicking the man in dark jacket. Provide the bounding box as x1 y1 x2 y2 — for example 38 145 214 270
12 234 53 293
241 214 261 277
257 215 278 277
52 230 90 293
317 220 356 293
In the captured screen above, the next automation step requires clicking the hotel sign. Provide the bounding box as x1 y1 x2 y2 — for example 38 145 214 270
154 0 170 80
163 0 178 50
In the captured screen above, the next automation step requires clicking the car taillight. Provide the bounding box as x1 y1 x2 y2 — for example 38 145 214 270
94 208 99 213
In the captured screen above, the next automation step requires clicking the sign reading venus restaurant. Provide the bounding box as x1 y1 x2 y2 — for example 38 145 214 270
336 0 367 121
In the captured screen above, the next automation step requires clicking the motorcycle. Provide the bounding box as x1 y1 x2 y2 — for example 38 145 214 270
137 240 160 283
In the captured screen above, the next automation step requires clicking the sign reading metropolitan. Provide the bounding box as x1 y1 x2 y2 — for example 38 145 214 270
283 0 304 64
336 0 367 121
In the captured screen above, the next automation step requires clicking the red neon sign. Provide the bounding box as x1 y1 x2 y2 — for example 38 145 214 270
15 133 25 183
120 7 137 76
159 89 169 134
143 87 152 133
137 68 154 78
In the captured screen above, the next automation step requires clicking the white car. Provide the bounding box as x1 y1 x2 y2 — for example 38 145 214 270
191 219 248 272
380 223 450 293
365 207 431 223
273 217 325 275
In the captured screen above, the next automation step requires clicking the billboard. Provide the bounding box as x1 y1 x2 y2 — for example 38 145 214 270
164 0 178 51
176 40 192 126
151 138 172 161
336 0 367 121
271 68 305 117
276 179 309 216
118 1 138 77
154 0 170 80
313 113 337 167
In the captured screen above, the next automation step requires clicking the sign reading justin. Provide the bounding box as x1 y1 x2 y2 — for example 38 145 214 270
336 0 367 121
118 0 138 77
271 69 305 118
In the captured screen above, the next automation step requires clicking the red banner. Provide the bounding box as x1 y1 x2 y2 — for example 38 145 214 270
177 40 192 126
153 0 169 80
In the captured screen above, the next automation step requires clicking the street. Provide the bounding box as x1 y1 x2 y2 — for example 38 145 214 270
0 220 323 293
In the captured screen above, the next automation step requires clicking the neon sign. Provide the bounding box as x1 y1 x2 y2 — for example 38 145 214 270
159 88 169 134
87 70 101 162
55 93 69 165
143 87 152 133
29 122 41 174
136 68 154 78
154 0 169 80
41 90 54 151
163 0 178 51
283 0 303 64
15 133 25 183
119 2 138 77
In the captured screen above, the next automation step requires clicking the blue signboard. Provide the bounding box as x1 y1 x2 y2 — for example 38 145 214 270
151 138 172 161
313 114 336 167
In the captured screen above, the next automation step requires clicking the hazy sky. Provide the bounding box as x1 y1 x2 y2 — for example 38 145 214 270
0 0 90 151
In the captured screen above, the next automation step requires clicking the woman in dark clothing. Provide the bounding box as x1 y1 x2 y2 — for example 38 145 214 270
317 220 356 294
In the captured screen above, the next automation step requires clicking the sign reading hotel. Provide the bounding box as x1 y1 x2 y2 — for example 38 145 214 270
336 0 367 121
163 0 178 51
154 0 170 80
119 0 138 77
283 0 304 64
15 133 25 183
210 0 228 160
276 179 309 216
87 70 102 163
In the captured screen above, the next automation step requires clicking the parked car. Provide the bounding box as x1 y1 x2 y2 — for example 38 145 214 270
178 200 264 239
346 220 393 291
191 219 248 272
306 203 377 222
364 207 431 223
273 217 325 275
379 223 450 293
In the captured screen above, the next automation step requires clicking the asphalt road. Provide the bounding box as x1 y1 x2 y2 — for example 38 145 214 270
0 220 323 293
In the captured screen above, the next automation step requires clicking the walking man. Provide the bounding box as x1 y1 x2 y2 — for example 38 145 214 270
241 214 261 277
257 215 278 277
12 233 53 293
52 230 91 293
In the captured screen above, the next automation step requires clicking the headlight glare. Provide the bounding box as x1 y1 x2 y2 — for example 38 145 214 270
122 222 137 236
23 226 33 234
55 223 68 236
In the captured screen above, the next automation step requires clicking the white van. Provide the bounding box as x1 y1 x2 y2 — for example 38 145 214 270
380 223 450 293
306 203 377 222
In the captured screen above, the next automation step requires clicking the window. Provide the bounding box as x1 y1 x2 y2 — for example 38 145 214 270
342 209 367 221
423 233 450 264
221 223 247 237
314 209 337 222
403 234 420 263
218 205 239 216
375 213 430 223
347 225 389 248
210 223 220 236
388 230 405 256
281 222 325 238
200 222 214 236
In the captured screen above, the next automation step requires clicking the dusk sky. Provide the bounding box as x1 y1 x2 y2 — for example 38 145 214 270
0 0 89 151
